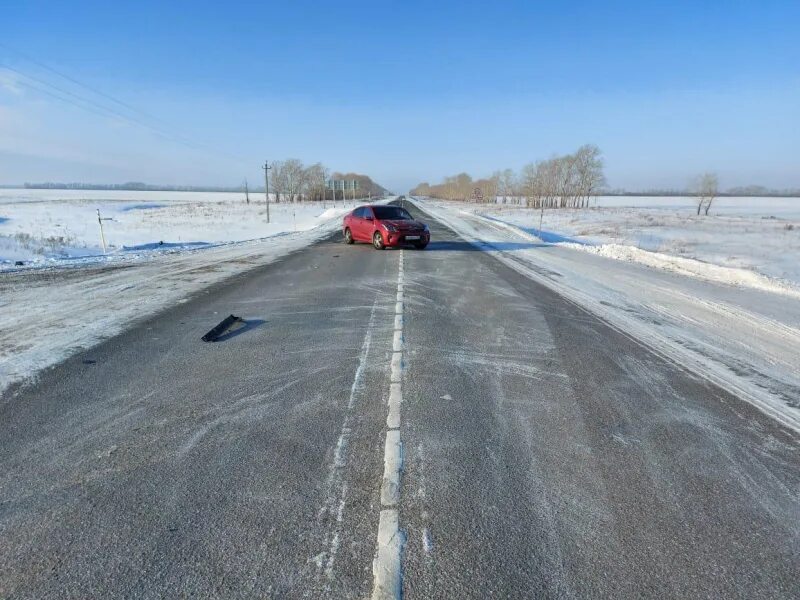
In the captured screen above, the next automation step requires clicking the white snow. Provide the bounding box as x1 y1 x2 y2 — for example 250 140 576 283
561 242 800 299
444 195 800 289
0 191 394 394
0 188 368 268
412 197 800 433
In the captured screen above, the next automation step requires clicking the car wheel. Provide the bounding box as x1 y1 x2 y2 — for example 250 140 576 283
344 228 354 244
373 232 385 250
414 241 428 250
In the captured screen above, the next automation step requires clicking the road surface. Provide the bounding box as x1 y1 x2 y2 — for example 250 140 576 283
1 203 798 599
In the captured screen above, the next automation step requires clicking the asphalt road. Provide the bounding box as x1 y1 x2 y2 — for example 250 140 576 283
1 203 798 599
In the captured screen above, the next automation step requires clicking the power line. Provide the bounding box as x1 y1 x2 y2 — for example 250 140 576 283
0 44 251 166
3 65 161 129
0 41 180 133
4 66 230 158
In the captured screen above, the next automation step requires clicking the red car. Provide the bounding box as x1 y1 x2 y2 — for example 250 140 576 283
343 205 430 249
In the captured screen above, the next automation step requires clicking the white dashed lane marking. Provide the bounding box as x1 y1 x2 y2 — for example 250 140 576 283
371 250 406 600
387 383 402 429
372 509 403 600
390 352 403 383
381 429 402 506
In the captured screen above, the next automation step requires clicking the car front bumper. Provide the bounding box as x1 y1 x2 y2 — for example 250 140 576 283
384 232 430 246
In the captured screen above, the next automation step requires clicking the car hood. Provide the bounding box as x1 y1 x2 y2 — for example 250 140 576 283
382 219 425 230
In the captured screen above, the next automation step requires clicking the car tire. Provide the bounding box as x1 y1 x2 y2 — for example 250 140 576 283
373 232 385 250
344 228 354 244
414 241 428 250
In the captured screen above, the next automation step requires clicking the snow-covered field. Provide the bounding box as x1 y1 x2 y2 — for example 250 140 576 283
0 191 392 394
449 196 800 290
0 188 366 268
413 197 800 433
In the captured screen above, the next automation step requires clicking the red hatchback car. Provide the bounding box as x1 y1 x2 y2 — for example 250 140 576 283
343 205 430 249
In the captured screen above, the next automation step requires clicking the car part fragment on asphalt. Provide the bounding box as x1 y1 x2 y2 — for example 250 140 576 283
201 314 244 342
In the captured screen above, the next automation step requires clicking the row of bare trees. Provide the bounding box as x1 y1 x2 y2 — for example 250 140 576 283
270 159 328 202
411 145 606 209
253 159 386 203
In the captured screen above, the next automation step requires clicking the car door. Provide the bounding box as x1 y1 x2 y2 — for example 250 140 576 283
351 207 366 240
361 207 375 240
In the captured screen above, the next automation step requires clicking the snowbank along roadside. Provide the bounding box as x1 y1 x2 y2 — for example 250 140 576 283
477 210 800 299
434 196 800 291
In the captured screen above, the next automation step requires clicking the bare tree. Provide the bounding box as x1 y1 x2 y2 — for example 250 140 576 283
484 173 499 205
500 169 516 204
473 178 497 203
520 163 538 207
574 144 605 207
414 144 606 210
270 160 286 203
304 162 328 202
267 160 385 205
693 172 718 216
282 159 306 202
411 182 431 196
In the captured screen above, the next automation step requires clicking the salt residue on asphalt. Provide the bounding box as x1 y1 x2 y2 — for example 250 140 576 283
0 196 395 395
413 197 800 433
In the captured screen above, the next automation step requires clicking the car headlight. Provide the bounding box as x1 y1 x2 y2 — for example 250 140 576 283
382 223 397 232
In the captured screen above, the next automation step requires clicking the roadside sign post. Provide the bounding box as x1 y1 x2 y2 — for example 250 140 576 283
327 179 335 209
96 209 113 254
539 200 544 237
263 160 272 224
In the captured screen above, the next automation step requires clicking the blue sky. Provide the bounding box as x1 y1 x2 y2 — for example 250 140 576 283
1 0 798 192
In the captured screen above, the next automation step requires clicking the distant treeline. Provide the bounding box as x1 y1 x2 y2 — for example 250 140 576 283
412 145 606 208
20 172 389 198
412 165 800 202
22 182 246 192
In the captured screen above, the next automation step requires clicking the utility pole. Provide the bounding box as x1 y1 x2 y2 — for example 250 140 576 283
262 160 272 223
352 179 356 204
244 178 250 204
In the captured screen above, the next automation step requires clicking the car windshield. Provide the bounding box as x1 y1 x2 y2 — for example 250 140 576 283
372 206 413 220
